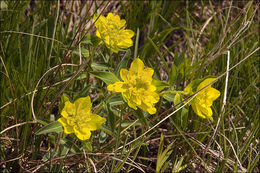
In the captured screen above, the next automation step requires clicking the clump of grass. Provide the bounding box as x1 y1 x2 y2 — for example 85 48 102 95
0 1 259 172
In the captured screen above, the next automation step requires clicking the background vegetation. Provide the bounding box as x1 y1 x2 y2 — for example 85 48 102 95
0 0 259 172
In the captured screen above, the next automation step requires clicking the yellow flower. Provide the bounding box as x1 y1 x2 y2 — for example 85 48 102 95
107 58 160 114
58 96 106 140
188 78 220 121
94 13 135 53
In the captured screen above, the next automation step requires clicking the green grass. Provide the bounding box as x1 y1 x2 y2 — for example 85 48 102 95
0 1 259 172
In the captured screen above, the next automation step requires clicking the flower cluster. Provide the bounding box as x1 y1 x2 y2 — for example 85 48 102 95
187 78 220 121
107 58 160 114
94 13 134 53
58 96 106 140
57 13 221 142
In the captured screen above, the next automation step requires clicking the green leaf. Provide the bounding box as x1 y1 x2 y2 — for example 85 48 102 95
108 95 124 106
180 107 188 130
73 47 90 58
60 93 70 112
100 125 114 137
61 93 70 103
59 138 80 155
172 156 187 172
81 33 101 46
115 49 131 78
170 64 178 85
90 71 120 85
91 62 110 70
76 73 87 80
99 130 107 143
106 103 115 132
133 108 148 126
83 141 93 152
160 150 173 173
163 93 175 102
36 121 63 135
174 93 181 106
121 121 142 128
113 149 132 172
175 50 184 67
178 58 192 78
152 79 169 92
36 117 49 126
156 133 174 173
73 85 91 101
42 150 57 162
157 133 164 159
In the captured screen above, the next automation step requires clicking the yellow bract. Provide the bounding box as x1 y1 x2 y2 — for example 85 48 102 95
188 78 220 121
94 13 135 53
107 58 159 114
58 96 106 141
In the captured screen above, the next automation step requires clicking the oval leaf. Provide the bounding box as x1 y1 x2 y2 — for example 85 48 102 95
90 71 120 85
152 79 169 92
163 93 175 102
36 121 63 135
91 62 110 70
73 48 90 58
